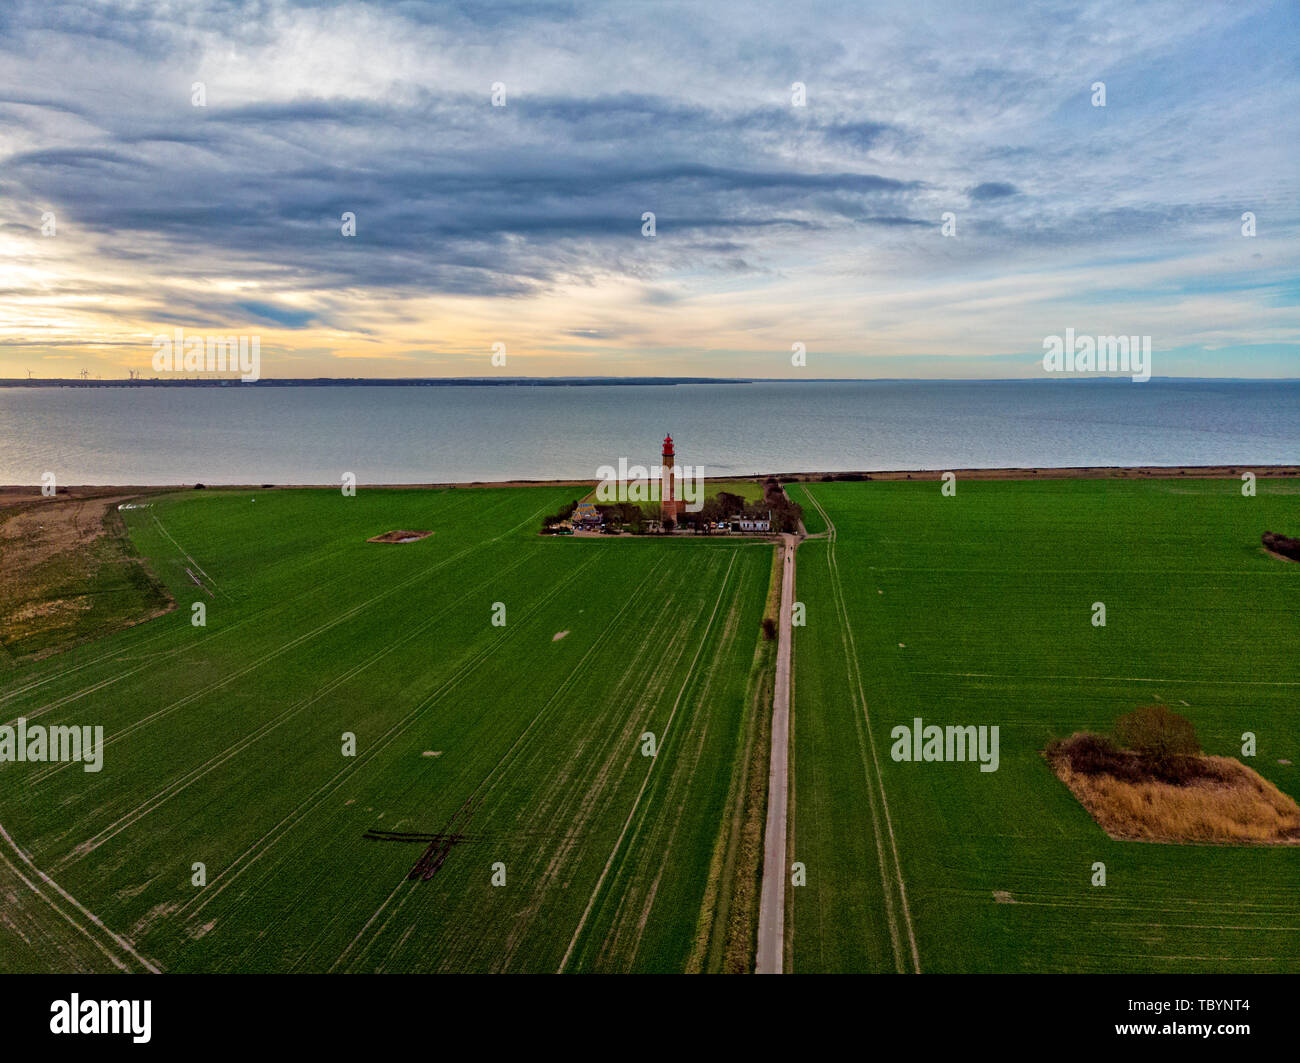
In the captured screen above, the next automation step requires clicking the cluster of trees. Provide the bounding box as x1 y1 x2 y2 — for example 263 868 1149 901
539 499 579 532
763 478 804 533
676 480 804 535
1263 530 1300 561
1048 703 1209 785
596 502 649 533
679 490 749 531
540 479 805 536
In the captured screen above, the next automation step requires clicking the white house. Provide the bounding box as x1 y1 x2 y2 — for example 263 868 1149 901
736 512 772 533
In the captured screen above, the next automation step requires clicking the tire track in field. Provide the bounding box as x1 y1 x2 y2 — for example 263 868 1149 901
803 486 921 974
0 624 178 711
919 670 1300 687
149 511 229 600
558 551 738 972
586 554 747 969
335 552 677 973
57 550 540 868
181 544 602 935
0 844 129 972
179 544 607 936
1 487 539 720
0 821 158 973
26 499 556 786
0 499 374 717
489 560 718 972
799 498 904 970
596 574 746 970
3 529 401 725
361 548 692 974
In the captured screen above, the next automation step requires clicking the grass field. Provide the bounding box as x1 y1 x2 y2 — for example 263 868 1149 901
785 477 1300 973
577 477 766 513
704 479 766 505
0 486 774 973
6 476 1298 975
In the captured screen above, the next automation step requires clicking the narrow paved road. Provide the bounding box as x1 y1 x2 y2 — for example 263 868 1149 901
756 532 796 973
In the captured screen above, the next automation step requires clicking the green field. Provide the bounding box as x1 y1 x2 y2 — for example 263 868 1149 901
577 477 765 514
0 486 774 972
785 478 1300 973
6 476 1298 975
703 479 767 505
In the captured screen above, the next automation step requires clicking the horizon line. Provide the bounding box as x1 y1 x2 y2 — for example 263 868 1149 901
4 375 1299 386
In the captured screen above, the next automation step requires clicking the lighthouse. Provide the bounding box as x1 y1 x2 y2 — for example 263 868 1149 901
661 434 682 523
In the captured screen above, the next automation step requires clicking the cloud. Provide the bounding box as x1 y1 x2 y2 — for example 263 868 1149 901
967 181 1019 201
0 0 1295 378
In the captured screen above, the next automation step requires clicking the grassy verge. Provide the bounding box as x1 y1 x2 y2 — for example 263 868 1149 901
0 492 173 662
689 541 780 972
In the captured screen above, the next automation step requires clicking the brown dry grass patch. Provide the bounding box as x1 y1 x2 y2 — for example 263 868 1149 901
0 489 173 660
1049 742 1300 845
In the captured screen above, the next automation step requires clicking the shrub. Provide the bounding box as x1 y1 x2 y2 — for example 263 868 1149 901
1050 724 1215 787
1114 704 1203 783
1263 530 1300 561
761 617 777 640
1050 732 1126 775
1115 704 1200 760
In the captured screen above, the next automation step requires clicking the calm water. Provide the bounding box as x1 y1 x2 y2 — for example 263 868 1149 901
0 380 1296 485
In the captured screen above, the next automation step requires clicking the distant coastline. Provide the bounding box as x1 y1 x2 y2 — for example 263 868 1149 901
5 465 1297 494
0 376 757 388
2 376 1296 388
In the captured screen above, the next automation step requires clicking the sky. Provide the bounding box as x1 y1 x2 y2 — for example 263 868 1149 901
0 0 1297 380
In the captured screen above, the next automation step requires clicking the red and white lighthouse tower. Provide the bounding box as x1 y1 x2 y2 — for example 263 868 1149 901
660 433 682 523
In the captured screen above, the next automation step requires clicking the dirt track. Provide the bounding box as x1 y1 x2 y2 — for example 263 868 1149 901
756 533 796 974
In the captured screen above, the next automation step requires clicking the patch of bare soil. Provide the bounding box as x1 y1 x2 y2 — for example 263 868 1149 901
1048 740 1300 845
360 829 475 880
9 597 92 622
366 529 433 543
1 495 120 569
552 630 569 641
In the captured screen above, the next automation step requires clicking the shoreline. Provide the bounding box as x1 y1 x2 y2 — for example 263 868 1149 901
3 465 1298 497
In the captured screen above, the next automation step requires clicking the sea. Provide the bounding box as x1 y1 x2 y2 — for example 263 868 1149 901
0 379 1296 486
